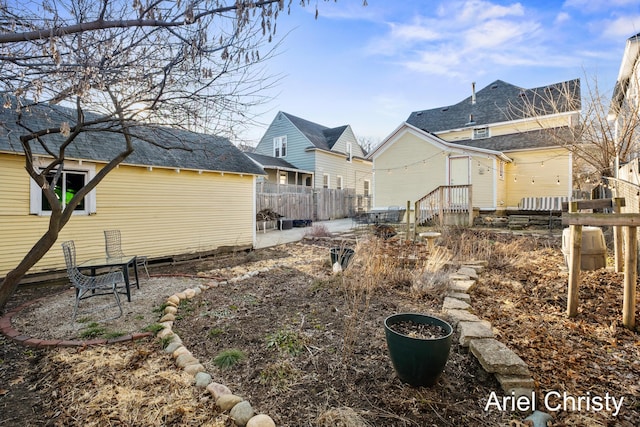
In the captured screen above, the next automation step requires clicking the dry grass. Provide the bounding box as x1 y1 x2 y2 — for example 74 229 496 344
338 236 453 359
316 406 372 427
45 344 228 426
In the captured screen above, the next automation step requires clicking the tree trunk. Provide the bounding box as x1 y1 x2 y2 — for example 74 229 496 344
0 221 61 312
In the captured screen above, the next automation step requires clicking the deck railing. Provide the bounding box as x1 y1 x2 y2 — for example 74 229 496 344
414 185 472 226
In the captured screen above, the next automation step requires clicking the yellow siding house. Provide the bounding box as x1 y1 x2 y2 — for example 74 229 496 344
369 79 580 218
0 103 265 280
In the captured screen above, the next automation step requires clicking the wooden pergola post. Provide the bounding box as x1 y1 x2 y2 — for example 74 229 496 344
567 201 582 318
623 226 637 329
613 197 624 273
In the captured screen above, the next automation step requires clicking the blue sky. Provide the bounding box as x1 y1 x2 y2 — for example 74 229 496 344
244 0 640 146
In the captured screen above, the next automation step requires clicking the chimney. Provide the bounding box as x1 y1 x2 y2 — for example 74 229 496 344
471 82 476 104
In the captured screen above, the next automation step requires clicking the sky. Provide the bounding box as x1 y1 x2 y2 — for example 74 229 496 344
241 0 640 146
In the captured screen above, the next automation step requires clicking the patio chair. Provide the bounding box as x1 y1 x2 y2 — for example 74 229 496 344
104 229 149 279
61 240 124 322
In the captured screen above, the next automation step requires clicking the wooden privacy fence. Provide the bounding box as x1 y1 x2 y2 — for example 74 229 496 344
256 184 359 221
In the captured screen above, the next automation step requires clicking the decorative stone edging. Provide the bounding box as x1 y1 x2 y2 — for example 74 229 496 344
156 266 280 427
443 260 535 397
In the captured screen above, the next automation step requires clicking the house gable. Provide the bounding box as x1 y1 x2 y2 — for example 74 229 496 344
255 111 372 190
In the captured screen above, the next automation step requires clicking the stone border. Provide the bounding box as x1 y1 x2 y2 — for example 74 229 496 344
443 261 535 397
155 266 278 427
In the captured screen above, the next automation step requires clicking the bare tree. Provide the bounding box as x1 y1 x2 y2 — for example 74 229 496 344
506 75 640 187
0 0 364 310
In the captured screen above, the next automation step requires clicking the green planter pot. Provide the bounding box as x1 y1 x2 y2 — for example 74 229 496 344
384 313 453 387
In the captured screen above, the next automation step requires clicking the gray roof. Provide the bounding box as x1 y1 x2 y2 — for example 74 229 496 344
281 112 348 150
0 99 265 175
451 127 574 152
407 79 581 133
245 152 301 170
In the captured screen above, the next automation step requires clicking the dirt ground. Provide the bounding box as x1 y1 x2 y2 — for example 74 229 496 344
1 228 639 426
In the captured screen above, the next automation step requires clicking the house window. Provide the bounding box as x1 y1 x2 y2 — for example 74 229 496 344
346 142 352 162
499 161 505 180
336 175 343 190
363 179 370 196
273 136 287 158
323 174 329 189
29 161 96 216
473 127 490 139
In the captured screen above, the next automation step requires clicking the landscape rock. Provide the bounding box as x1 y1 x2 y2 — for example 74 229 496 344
246 414 276 427
447 292 471 303
458 320 494 346
230 400 254 426
457 266 478 279
164 341 182 353
495 373 535 392
216 394 244 411
470 338 530 376
449 279 475 292
175 353 199 368
207 382 232 400
443 308 482 326
443 296 471 311
183 363 205 375
194 372 212 388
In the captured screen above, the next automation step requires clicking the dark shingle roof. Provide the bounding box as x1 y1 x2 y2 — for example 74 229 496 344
450 127 574 152
0 100 264 175
281 112 347 150
407 79 581 133
245 152 299 170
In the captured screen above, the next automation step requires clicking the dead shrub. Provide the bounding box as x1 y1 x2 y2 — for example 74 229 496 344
304 223 332 238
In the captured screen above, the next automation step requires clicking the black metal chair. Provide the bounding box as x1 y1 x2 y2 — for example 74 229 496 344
104 229 149 279
61 240 124 322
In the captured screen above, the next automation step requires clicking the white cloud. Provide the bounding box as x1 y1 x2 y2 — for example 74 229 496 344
367 0 544 77
600 15 640 39
451 0 525 22
555 12 571 25
388 20 441 42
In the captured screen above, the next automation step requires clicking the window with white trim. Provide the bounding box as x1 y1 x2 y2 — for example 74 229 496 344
336 175 343 190
30 161 96 216
346 142 352 162
273 136 287 158
472 127 490 139
363 179 370 196
323 173 329 189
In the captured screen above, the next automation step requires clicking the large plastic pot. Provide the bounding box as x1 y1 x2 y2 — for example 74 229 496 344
330 247 354 270
384 313 453 387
